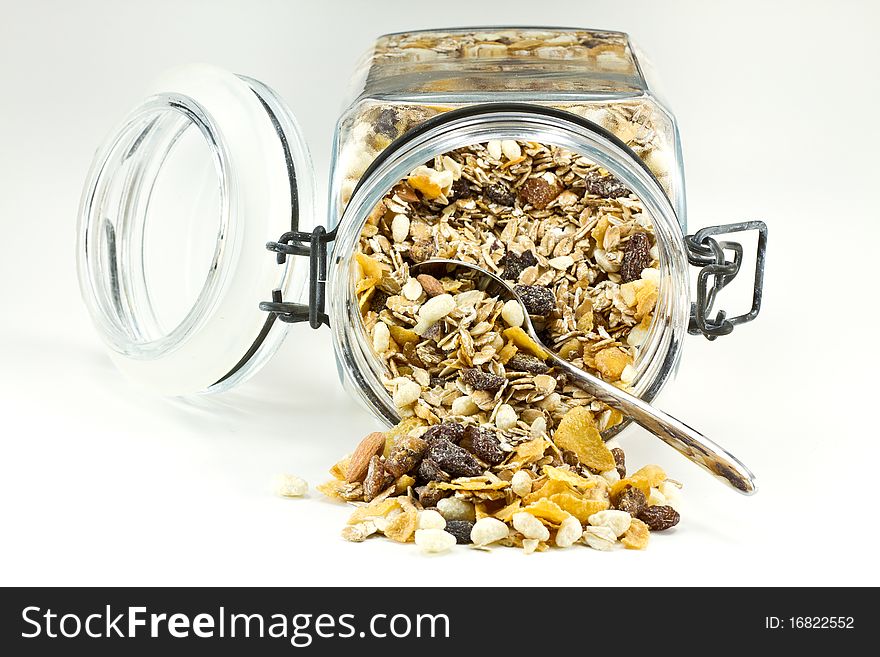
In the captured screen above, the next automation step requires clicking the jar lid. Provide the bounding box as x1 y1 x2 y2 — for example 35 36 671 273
77 64 315 395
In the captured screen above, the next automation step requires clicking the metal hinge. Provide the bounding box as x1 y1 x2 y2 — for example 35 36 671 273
259 226 336 328
685 221 768 340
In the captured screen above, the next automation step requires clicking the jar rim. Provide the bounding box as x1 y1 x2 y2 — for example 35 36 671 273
76 65 315 395
328 104 690 434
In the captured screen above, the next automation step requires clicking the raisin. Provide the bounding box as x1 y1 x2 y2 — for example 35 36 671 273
562 449 580 467
426 438 483 477
583 170 630 199
485 183 516 206
620 232 651 283
638 505 680 531
423 422 466 444
450 177 470 198
616 486 647 517
416 485 447 508
461 368 505 391
444 520 475 544
385 436 429 478
506 353 550 374
375 108 399 139
513 285 556 316
418 457 450 483
611 447 626 479
429 376 448 388
462 425 505 465
363 456 393 502
499 249 537 281
369 289 390 313
555 371 569 389
517 176 562 209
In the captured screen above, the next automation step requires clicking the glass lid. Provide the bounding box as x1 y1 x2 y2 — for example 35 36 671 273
76 64 315 395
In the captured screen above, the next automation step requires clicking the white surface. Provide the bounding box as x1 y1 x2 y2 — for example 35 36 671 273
1 0 877 586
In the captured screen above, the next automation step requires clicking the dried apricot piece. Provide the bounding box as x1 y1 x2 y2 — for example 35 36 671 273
523 479 572 504
383 503 419 543
498 341 518 364
355 252 387 282
551 406 616 472
347 498 400 524
549 493 609 523
543 465 596 491
388 324 419 347
502 327 548 360
594 347 631 380
611 464 667 499
621 517 650 550
523 498 570 525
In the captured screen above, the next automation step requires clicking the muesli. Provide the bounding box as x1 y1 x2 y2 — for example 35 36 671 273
319 139 681 553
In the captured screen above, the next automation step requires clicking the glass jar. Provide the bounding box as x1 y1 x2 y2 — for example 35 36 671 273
77 27 767 439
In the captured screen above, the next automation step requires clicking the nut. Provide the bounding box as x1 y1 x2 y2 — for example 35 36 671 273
416 274 445 297
372 322 390 353
501 139 522 160
346 431 387 482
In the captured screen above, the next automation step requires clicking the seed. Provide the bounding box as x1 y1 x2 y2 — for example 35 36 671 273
471 517 510 546
638 505 680 531
426 438 483 477
620 232 651 283
486 140 503 160
415 528 457 554
372 321 390 353
444 520 475 545
501 299 525 327
513 285 556 316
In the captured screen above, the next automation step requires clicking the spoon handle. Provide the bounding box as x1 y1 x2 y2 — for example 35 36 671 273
549 355 757 495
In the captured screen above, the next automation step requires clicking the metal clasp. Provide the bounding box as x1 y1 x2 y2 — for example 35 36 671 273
259 226 336 328
685 221 767 340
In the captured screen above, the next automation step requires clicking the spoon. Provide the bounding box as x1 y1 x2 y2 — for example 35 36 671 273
410 259 757 495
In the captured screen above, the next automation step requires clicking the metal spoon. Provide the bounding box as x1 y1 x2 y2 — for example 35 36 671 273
410 259 757 495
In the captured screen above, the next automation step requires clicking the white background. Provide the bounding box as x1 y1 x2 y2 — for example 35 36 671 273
1 0 878 586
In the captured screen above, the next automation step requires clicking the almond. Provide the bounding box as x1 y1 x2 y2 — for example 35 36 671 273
346 431 387 483
416 274 445 297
